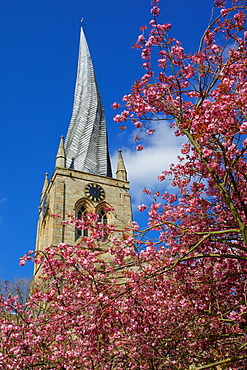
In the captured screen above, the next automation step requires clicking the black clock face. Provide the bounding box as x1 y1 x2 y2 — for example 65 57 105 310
85 183 105 202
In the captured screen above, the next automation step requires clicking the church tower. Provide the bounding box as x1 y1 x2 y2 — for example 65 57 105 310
35 28 132 254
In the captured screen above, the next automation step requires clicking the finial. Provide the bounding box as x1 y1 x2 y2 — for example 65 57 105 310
56 136 66 168
41 172 49 197
79 17 84 26
116 149 127 181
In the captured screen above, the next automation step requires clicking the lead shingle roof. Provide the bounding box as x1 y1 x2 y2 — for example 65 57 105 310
64 28 112 177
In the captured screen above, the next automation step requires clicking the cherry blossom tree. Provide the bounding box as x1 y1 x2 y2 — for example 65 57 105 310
1 0 247 369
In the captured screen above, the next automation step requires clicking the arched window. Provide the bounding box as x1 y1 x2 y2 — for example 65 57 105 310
96 204 111 240
76 205 88 240
75 199 93 241
96 209 107 240
97 209 107 226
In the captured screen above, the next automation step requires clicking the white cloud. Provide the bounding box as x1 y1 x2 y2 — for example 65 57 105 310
0 196 7 206
0 196 7 224
112 123 185 212
223 41 237 60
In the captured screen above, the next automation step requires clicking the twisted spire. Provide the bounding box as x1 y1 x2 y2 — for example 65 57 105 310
64 28 112 177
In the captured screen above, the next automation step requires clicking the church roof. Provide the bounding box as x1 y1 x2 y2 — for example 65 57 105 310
64 27 112 177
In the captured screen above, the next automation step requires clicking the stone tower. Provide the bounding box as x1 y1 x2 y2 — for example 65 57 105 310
35 28 132 255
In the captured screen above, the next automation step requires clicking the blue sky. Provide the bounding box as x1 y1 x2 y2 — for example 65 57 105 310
0 0 214 281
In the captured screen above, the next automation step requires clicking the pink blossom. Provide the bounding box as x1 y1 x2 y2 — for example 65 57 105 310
122 94 130 102
122 110 129 118
137 34 145 43
191 52 206 64
19 258 26 266
184 65 194 79
104 206 114 212
19 251 32 266
134 121 142 128
220 8 228 16
208 162 218 170
131 221 140 230
143 188 152 195
141 48 151 61
158 58 166 68
111 102 121 110
150 6 160 16
156 23 171 32
158 173 166 181
204 31 215 45
51 213 61 218
171 45 185 59
151 202 161 210
138 204 147 211
113 114 125 123
136 144 144 151
142 62 150 69
240 122 247 133
202 148 213 157
181 143 190 155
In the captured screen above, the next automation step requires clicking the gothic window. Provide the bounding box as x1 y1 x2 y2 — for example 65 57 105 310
75 203 89 241
96 206 110 240
97 209 107 226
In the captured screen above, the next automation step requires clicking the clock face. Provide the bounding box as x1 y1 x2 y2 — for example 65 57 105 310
85 183 105 202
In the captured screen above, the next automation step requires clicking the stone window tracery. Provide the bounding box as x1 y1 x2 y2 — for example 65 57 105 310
75 199 92 241
95 203 111 240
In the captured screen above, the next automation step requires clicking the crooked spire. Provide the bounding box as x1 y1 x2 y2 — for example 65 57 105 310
64 27 112 177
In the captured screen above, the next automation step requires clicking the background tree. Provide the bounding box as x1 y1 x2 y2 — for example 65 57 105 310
2 0 247 369
0 278 32 305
